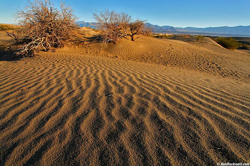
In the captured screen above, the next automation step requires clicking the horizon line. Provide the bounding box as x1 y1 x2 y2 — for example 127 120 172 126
1 22 250 29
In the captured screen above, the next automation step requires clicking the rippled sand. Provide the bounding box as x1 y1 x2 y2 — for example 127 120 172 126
1 50 250 165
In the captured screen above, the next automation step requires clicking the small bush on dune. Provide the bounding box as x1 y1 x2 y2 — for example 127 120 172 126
215 37 241 50
196 35 204 42
94 10 131 43
7 0 78 56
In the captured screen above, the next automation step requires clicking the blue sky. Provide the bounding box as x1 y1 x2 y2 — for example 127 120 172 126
0 0 249 28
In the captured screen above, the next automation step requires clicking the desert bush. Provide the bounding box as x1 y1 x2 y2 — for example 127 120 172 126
215 37 241 50
94 10 146 43
154 34 190 39
154 34 166 38
94 10 131 43
128 20 145 41
196 35 204 42
141 26 153 36
172 34 191 38
0 25 15 31
7 0 78 56
153 34 173 39
239 44 249 50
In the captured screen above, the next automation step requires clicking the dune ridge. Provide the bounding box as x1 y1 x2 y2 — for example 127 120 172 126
73 35 250 82
1 51 250 165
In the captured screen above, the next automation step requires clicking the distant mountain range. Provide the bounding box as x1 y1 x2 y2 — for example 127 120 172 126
77 21 98 29
76 21 250 37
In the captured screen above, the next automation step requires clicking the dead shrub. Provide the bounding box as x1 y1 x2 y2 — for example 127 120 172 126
94 10 146 43
141 26 153 36
128 20 145 41
94 10 131 43
7 0 78 56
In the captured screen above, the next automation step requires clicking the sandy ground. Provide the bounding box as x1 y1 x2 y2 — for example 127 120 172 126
0 29 250 165
0 31 12 51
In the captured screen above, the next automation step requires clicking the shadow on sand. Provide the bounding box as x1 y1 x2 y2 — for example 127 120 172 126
0 50 23 61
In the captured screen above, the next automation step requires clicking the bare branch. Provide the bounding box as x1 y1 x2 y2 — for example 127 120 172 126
8 0 78 56
94 10 131 43
94 10 147 43
127 20 145 41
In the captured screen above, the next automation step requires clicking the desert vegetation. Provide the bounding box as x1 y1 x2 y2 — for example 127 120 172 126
215 37 241 50
153 34 194 39
128 20 145 41
93 11 131 43
196 34 205 42
153 34 172 39
6 0 78 56
94 10 149 43
240 43 249 49
141 26 153 36
0 24 16 31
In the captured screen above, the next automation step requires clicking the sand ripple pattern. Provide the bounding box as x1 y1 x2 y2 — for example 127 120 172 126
1 54 250 165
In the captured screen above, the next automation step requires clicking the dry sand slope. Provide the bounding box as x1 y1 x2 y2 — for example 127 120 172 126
92 35 250 82
1 50 250 165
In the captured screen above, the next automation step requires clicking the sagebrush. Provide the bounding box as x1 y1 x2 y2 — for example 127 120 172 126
216 37 241 50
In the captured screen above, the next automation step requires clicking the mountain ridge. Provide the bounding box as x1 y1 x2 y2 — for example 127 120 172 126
77 21 250 37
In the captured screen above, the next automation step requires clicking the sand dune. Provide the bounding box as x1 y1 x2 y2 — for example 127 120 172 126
1 50 250 165
1 29 250 165
85 35 250 82
0 31 12 52
79 27 100 37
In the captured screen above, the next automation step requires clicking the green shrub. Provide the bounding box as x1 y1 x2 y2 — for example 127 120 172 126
0 25 14 31
196 35 204 42
216 37 241 50
153 34 172 39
